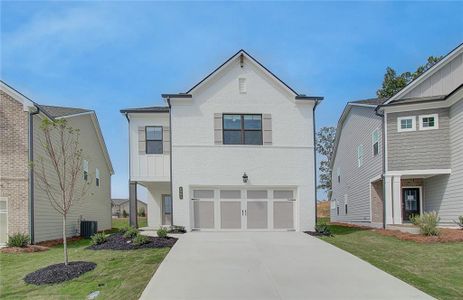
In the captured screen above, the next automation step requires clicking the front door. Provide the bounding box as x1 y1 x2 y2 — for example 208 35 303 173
162 195 172 226
402 188 420 221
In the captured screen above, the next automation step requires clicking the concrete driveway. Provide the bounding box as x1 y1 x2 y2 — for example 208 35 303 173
140 232 432 300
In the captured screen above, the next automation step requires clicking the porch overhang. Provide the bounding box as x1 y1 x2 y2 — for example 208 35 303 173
385 169 451 179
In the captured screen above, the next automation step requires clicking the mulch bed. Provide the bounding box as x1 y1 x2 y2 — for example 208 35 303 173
86 233 177 250
330 221 463 243
36 236 83 247
0 245 50 254
374 228 463 243
304 231 332 237
24 261 96 285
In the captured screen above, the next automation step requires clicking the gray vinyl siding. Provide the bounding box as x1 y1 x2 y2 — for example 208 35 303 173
423 98 463 225
402 52 463 99
33 113 111 242
386 108 450 171
331 106 383 223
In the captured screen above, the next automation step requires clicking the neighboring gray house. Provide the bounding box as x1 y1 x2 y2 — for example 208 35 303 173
0 81 114 244
331 43 463 227
112 198 147 217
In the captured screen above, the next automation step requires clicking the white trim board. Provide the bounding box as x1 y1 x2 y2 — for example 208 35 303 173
386 169 451 176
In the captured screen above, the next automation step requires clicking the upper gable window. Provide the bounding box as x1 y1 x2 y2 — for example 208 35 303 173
146 126 163 154
397 116 416 132
357 144 364 168
419 114 438 130
223 114 262 145
372 129 380 156
238 78 247 94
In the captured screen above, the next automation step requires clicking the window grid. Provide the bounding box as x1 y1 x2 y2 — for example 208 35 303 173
223 114 262 145
146 126 163 154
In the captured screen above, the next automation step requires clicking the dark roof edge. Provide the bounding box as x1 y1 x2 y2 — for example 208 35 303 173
378 83 463 108
295 95 324 101
161 94 192 98
120 107 170 113
185 49 299 95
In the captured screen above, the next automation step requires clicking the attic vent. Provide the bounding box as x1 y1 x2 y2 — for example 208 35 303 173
239 78 247 94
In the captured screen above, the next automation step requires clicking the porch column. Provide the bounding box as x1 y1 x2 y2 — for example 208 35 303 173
129 181 138 228
384 175 393 224
392 176 402 224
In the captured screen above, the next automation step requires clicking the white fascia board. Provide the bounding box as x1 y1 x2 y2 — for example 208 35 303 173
0 81 35 111
55 111 94 119
385 169 451 176
384 43 463 104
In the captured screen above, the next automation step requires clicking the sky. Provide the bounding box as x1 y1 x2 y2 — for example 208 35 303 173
1 1 462 200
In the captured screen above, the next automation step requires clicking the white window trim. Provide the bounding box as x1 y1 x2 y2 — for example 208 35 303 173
371 128 380 156
95 168 100 187
397 116 416 132
419 114 439 130
336 167 341 183
357 144 364 168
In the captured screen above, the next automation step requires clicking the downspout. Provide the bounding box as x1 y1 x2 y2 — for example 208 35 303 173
313 100 321 227
167 98 174 226
375 107 386 229
29 106 40 244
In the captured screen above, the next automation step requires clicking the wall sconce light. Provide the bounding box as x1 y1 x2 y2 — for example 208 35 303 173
242 172 248 183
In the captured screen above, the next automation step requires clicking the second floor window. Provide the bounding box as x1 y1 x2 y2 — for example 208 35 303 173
372 129 380 156
223 114 262 145
146 126 163 154
357 144 364 167
95 168 100 187
83 160 88 181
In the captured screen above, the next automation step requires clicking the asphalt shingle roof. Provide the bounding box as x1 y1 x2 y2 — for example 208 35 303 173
120 106 169 113
39 105 92 118
349 98 387 106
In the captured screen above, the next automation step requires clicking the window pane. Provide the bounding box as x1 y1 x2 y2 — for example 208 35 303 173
146 127 162 140
146 140 163 154
220 190 241 199
193 190 214 199
423 117 434 127
223 115 242 129
401 119 412 129
373 143 379 156
244 115 261 129
244 131 262 145
224 130 242 144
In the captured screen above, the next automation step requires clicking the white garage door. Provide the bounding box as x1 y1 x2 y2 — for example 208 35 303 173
192 188 295 231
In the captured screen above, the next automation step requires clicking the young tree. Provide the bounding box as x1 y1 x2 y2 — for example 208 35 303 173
377 56 443 99
316 126 336 193
34 119 90 265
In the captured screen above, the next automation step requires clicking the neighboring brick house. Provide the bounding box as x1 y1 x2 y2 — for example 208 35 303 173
111 198 147 217
0 81 114 245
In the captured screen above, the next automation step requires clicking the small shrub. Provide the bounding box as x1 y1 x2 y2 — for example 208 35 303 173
168 225 186 234
132 233 149 246
315 222 332 236
418 211 440 236
7 233 30 248
454 215 463 229
157 227 168 238
123 226 139 239
122 209 128 218
409 214 420 225
138 207 146 217
119 226 129 234
90 232 107 245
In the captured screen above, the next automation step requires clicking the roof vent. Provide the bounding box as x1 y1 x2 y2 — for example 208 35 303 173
239 78 247 94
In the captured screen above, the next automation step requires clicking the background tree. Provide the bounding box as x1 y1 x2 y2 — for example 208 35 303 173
316 126 336 194
34 118 90 265
377 56 443 99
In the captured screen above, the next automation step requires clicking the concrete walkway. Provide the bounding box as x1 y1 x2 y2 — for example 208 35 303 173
140 232 432 300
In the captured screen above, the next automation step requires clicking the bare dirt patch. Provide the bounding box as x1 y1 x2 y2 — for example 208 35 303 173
36 236 83 247
1 245 50 253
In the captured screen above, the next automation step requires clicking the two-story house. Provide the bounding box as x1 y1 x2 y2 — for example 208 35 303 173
121 50 322 232
331 43 463 227
0 81 114 245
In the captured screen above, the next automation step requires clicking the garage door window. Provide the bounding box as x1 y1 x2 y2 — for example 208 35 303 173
193 190 214 199
247 190 267 199
220 190 241 199
273 190 293 199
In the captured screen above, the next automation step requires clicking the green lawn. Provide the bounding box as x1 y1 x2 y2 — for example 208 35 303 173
320 224 463 300
0 238 169 299
112 217 147 229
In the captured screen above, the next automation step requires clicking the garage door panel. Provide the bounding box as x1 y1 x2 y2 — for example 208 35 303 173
273 201 294 229
220 202 241 229
247 201 268 229
193 201 214 229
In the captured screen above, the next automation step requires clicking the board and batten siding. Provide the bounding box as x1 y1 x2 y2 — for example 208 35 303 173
33 113 111 242
402 52 463 99
423 98 463 225
331 106 383 223
386 108 451 171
